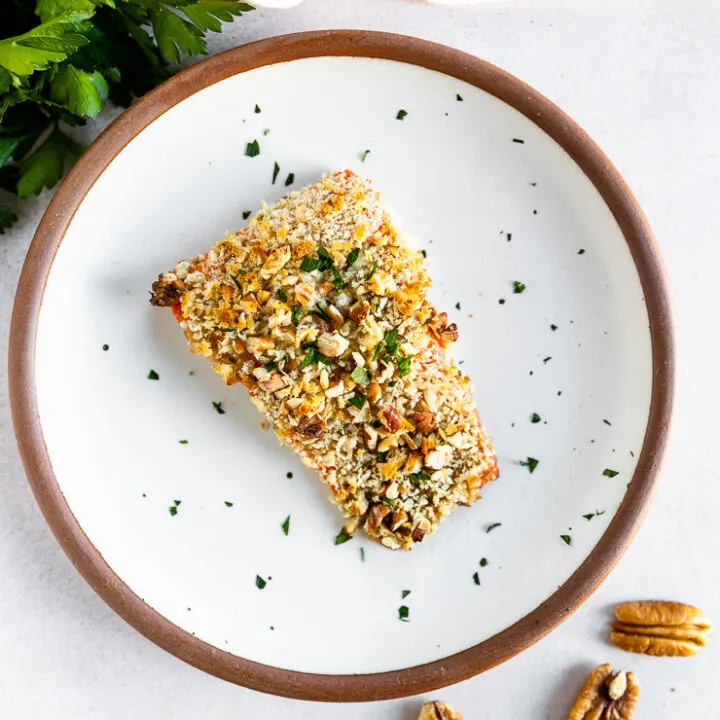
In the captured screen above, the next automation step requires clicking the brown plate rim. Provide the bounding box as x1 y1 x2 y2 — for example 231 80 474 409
8 30 675 702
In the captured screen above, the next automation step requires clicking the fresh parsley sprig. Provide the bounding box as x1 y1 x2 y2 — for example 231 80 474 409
0 0 254 230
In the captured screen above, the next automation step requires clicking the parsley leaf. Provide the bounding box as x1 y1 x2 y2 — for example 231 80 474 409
151 6 206 65
560 534 572 546
486 522 502 533
384 329 399 357
335 530 353 545
398 605 410 621
284 172 294 186
346 248 360 267
254 103 261 113
291 305 303 325
603 468 619 478
366 260 378 280
245 139 260 157
513 280 526 294
148 369 159 380
298 347 331 370
519 457 539 473
396 355 414 377
300 257 321 272
456 93 463 101
348 394 366 410
224 501 233 507
401 590 411 599
242 210 251 220
272 161 279 184
409 472 430 485
277 288 288 303
281 515 290 535
473 571 480 585
479 558 488 567
16 127 82 198
256 575 267 589
360 149 370 162
350 365 371 386
212 401 225 414
531 413 541 424
396 109 408 120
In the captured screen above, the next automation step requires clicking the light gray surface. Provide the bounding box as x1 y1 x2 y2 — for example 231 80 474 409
0 1 718 716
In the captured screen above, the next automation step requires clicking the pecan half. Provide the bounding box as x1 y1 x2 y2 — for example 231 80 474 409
610 601 712 656
567 664 640 720
418 701 463 720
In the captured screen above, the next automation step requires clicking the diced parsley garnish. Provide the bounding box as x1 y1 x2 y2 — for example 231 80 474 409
298 347 331 370
256 575 267 589
409 472 430 485
479 558 488 567
531 413 541 424
245 139 260 157
277 288 288 302
560 535 572 546
242 210 251 220
346 248 360 267
212 401 226 415
543 356 552 364
285 173 294 186
361 149 370 162
179 440 189 445
272 162 280 184
513 281 526 294
520 457 539 473
169 506 178 516
371 344 383 362
578 249 586 255
582 513 594 521
512 138 525 144
265 360 277 372
398 605 410 621
335 530 353 545
603 468 619 478
300 258 321 272
473 571 480 585
148 369 159 380
331 267 345 292
230 273 244 291
376 451 388 462
382 498 397 507
456 94 463 101
486 522 502 533
603 419 612 426
396 355 414 377
350 365 371 386
348 394 366 410
291 305 303 325
254 104 261 114
316 246 334 269
360 547 365 562
421 249 427 258
281 515 290 535
551 324 558 331
384 329 399 357
396 109 408 120
224 501 234 507
401 590 411 599
366 260 378 280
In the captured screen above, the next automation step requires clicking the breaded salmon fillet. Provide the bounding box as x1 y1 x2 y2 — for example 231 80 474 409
150 170 498 549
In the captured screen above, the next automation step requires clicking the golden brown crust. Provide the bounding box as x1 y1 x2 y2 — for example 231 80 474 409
151 170 498 549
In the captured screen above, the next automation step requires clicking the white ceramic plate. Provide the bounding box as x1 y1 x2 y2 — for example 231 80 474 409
10 32 673 700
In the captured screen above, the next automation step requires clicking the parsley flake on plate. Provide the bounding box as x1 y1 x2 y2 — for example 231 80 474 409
245 139 260 157
272 161 280 184
531 413 541 424
480 558 488 567
603 468 619 478
212 401 225 415
178 440 188 445
335 530 353 545
148 369 159 380
512 138 525 144
401 590 411 599
256 575 267 589
560 534 572 546
254 104 261 113
396 109 408 120
513 281 526 294
285 173 294 187
473 572 480 585
361 149 370 162
398 605 410 621
224 501 233 507
456 94 463 101
486 522 502 533
520 457 539 473
242 210 252 220
281 515 290 535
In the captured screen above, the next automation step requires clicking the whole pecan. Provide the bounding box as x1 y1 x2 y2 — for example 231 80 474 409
611 601 712 656
567 664 640 720
418 702 463 720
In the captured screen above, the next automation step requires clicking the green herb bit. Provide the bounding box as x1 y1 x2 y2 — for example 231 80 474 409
245 139 260 157
346 248 360 267
396 355 414 377
456 94 463 101
479 558 488 567
285 173 295 186
486 522 502 533
272 161 280 184
179 440 189 445
519 457 539 473
300 257 321 272
409 472 430 485
366 260 378 280
543 357 552 364
396 109 408 121
254 104 261 113
382 498 397 507
398 605 410 621
350 365 371 386
513 281 526 294
384 329 399 356
348 394 366 410
531 413 541 424
421 249 427 258
263 128 270 136
376 451 388 462
560 535 572 546
551 324 558 331
281 515 290 535
360 547 365 562
174 500 181 506
291 305 303 325
148 369 160 380
265 360 277 372
603 468 619 478
212 401 226 415
298 348 330 370
331 267 345 291
472 571 481 586
603 419 612 426
512 138 525 144
169 506 178 517
256 575 267 589
371 344 383 362
401 590 411 599
242 210 252 219
361 150 370 162
335 530 353 545
578 249 586 255
224 501 234 507
277 288 288 302
582 513 594 521
230 273 244 291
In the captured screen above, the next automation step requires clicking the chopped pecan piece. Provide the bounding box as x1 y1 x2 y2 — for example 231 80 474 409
418 701 463 720
366 381 382 404
298 417 327 438
382 405 403 433
390 508 408 531
567 664 639 720
428 311 459 344
410 410 436 435
610 601 712 656
349 300 370 323
261 374 286 393
411 516 431 543
365 503 391 533
150 272 185 306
